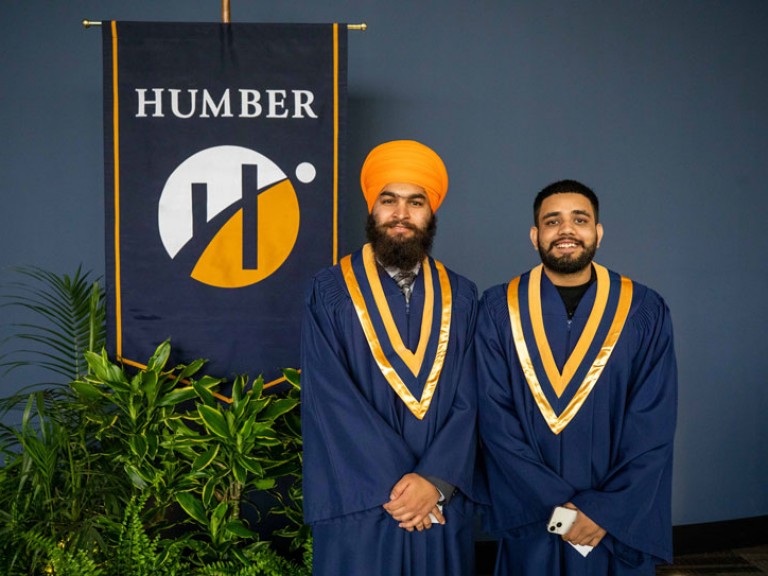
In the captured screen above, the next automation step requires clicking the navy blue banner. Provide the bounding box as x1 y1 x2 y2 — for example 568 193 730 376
103 22 347 387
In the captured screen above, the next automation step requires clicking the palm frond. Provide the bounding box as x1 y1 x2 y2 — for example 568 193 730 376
0 266 106 386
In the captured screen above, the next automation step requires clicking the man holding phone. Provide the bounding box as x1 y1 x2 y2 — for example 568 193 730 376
476 180 677 575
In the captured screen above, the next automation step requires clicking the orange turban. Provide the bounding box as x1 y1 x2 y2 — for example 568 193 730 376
360 140 449 213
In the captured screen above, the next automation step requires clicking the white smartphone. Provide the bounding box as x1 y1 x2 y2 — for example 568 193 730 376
547 506 577 535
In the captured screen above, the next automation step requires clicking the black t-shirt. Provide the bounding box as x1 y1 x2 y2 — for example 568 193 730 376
555 266 597 319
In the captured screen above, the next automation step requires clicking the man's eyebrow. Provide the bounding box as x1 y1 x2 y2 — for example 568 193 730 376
541 209 592 219
379 190 428 200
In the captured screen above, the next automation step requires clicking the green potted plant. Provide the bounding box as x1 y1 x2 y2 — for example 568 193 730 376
0 267 309 574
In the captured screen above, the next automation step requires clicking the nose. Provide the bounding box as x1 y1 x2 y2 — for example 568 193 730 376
393 199 410 220
558 219 575 234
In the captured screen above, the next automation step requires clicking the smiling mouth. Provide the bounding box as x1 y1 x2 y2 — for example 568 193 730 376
551 239 583 250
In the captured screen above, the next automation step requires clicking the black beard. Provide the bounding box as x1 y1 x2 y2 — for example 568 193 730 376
538 238 597 275
365 214 437 270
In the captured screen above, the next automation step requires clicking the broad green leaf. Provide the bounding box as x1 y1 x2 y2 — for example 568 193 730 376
147 340 171 372
198 405 229 439
255 436 282 447
196 375 224 387
166 419 201 437
253 478 276 490
280 412 302 439
239 418 254 440
192 379 217 406
246 397 269 417
233 391 247 421
282 368 301 389
85 350 127 386
130 435 147 460
212 501 228 522
202 475 217 508
129 371 142 394
157 386 198 407
192 445 220 471
225 519 257 538
233 461 246 484
250 375 264 398
70 380 104 402
247 421 274 437
231 375 245 404
139 369 159 399
210 501 228 537
124 464 149 489
231 547 250 565
176 491 208 525
237 454 264 477
145 432 158 458
225 410 236 436
260 398 299 421
176 357 206 381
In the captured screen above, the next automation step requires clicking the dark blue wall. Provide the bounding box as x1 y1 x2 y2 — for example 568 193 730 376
2 1 766 526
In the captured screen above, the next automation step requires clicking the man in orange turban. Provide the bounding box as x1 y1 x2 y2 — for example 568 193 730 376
302 139 486 575
357 139 449 275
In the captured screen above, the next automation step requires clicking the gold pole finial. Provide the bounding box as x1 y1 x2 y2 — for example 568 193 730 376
348 23 367 31
82 19 102 28
222 0 231 23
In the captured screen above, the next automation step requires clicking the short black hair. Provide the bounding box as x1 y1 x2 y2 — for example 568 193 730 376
533 179 600 224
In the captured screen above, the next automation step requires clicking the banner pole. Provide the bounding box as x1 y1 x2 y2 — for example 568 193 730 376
83 20 367 30
222 0 231 23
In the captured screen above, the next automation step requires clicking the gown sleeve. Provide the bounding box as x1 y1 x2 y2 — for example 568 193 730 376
301 269 417 524
570 288 677 563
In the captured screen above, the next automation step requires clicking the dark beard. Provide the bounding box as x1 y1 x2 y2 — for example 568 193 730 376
365 214 437 270
538 239 597 275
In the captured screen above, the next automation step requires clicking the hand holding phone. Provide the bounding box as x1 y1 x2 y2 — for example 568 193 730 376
547 506 594 557
547 506 577 535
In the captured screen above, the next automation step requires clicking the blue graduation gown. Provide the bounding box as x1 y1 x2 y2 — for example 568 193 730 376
477 268 677 575
301 249 486 575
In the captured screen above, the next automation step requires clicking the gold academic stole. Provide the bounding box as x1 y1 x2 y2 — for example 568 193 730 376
341 244 452 420
507 263 633 434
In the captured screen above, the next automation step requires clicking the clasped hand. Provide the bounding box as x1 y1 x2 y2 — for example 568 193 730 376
561 502 606 548
382 473 445 532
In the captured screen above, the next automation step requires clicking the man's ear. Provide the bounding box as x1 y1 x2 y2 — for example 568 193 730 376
529 226 539 251
596 223 604 248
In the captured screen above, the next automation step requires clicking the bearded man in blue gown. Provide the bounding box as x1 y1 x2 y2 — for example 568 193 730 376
301 140 486 575
477 180 677 575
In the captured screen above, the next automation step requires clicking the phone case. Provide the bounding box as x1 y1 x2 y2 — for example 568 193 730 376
547 506 578 535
